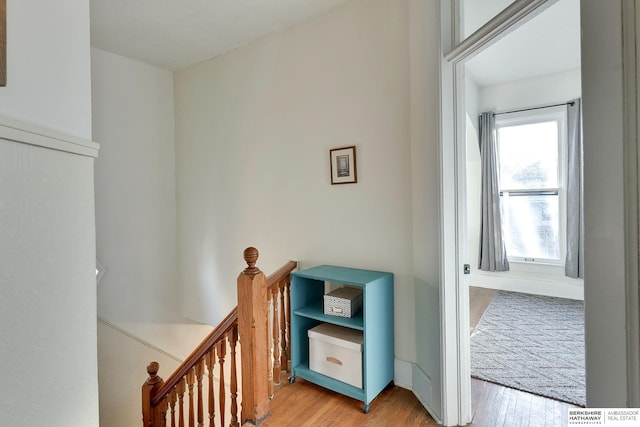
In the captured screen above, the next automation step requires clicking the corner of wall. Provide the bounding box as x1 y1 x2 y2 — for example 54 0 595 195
412 364 442 424
394 358 413 389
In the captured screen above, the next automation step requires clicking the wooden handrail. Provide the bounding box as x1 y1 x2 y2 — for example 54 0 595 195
151 260 297 407
267 260 298 290
151 308 238 406
143 249 297 426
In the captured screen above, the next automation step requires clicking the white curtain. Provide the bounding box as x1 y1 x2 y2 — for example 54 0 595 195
565 99 584 278
478 112 510 271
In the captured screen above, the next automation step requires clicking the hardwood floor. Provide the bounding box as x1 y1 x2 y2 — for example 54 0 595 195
470 378 576 427
262 379 438 426
263 376 576 427
261 287 579 427
469 287 497 335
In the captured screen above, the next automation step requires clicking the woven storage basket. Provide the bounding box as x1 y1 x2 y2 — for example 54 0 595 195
323 287 363 318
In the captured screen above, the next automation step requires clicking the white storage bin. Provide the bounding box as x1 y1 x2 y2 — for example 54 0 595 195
308 323 363 388
323 287 363 318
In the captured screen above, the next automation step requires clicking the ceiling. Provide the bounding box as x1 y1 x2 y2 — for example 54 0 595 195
90 0 580 84
90 0 350 71
465 0 581 87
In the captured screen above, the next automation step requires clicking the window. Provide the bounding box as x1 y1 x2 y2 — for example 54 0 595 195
496 107 567 264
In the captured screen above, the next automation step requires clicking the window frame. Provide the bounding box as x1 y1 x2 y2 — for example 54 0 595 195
494 106 568 265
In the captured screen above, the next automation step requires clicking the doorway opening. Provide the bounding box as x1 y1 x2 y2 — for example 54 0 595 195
464 0 585 415
438 0 593 424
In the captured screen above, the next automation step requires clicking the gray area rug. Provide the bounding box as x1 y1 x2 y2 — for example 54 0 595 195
471 291 585 406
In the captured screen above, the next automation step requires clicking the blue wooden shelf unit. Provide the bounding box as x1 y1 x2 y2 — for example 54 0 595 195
289 265 394 413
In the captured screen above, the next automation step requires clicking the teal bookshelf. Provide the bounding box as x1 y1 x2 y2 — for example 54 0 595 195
289 265 394 413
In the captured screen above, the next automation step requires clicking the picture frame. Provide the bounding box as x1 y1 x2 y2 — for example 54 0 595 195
329 145 357 185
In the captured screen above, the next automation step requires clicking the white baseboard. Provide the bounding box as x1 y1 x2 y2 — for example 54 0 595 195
394 359 443 424
394 358 413 389
470 270 584 300
412 364 442 425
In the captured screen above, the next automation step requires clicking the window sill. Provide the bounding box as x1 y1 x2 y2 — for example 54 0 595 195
507 259 565 274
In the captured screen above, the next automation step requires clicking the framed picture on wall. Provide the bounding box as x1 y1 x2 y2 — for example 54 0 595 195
330 146 357 185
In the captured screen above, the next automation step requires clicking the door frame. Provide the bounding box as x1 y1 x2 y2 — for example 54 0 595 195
439 0 640 423
438 1 573 424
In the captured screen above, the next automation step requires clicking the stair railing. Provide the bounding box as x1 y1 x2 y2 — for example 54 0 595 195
142 247 297 426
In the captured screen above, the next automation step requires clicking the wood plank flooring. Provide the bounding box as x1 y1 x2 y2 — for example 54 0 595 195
260 287 579 427
262 379 438 426
470 378 576 427
469 287 497 335
262 376 577 427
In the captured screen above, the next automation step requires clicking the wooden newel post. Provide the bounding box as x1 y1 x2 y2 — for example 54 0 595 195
142 361 165 427
238 247 271 425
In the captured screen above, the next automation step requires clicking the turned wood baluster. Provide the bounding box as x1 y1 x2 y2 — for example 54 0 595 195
229 325 240 427
267 291 274 398
142 361 165 427
196 359 205 427
284 276 292 372
177 377 186 427
237 247 270 425
217 337 227 427
169 388 178 427
205 350 216 427
187 368 196 427
159 397 169 427
279 279 288 372
272 285 281 386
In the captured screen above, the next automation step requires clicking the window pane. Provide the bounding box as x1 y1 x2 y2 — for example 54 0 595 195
498 122 558 189
501 194 560 260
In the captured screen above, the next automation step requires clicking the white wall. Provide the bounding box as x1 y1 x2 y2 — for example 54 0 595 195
478 68 582 113
97 321 181 427
463 0 514 38
466 69 584 299
409 0 442 419
465 76 480 132
0 2 98 426
0 136 98 427
465 78 481 272
0 0 91 139
465 114 481 274
91 48 215 426
175 0 417 363
92 48 173 340
581 0 629 407
409 0 443 421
